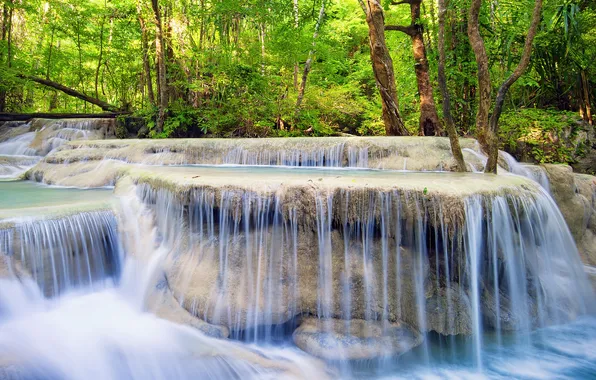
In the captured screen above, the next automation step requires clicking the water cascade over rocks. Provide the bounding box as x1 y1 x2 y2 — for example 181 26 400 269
130 169 593 361
0 119 595 379
0 118 115 178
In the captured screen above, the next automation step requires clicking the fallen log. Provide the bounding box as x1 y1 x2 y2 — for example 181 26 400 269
0 112 128 122
17 74 120 112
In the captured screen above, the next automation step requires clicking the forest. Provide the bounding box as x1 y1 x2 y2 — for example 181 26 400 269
0 0 595 170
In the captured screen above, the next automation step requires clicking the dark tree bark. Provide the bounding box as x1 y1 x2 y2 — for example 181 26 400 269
18 74 119 112
386 0 442 136
484 0 543 173
151 0 168 134
437 0 466 172
359 0 409 136
296 0 326 112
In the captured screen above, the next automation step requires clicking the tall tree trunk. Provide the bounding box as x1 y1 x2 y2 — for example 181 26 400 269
296 0 326 112
0 1 12 112
293 0 300 90
75 18 84 90
467 0 491 155
580 70 593 125
386 0 442 136
359 0 409 136
46 26 58 111
151 0 168 134
137 8 155 107
95 1 107 100
259 23 266 76
484 0 543 173
438 0 466 172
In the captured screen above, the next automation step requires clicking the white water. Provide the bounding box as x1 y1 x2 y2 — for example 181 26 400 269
0 177 596 379
0 120 594 378
463 147 552 192
0 185 331 380
0 119 107 179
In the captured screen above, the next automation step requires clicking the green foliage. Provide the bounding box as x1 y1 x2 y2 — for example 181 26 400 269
0 0 593 162
499 108 582 163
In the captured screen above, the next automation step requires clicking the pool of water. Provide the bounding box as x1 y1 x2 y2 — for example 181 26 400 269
0 181 113 210
346 317 596 379
0 180 114 221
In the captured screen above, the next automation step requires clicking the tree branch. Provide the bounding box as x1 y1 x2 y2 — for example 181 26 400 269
385 24 416 36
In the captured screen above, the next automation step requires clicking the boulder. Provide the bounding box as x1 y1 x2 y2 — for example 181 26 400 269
543 165 596 266
147 278 230 339
292 318 423 361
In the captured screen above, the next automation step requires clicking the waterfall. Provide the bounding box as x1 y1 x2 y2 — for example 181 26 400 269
500 151 551 192
463 147 552 191
0 123 594 378
134 177 594 370
0 211 121 296
0 184 331 380
0 118 114 179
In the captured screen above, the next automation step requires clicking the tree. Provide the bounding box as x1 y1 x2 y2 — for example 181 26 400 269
468 0 543 173
438 0 466 171
137 0 155 107
386 0 442 136
0 0 13 112
151 0 167 135
359 0 409 136
296 0 327 112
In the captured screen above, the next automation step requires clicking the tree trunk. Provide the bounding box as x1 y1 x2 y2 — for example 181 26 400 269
467 0 492 156
386 0 442 136
580 70 593 125
259 23 266 76
438 0 466 172
293 0 300 90
0 1 12 112
137 2 155 107
151 0 168 134
18 74 119 112
485 0 542 173
95 1 107 100
359 0 409 136
296 0 326 112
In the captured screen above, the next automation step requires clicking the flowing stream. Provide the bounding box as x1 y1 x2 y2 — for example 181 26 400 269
0 119 594 379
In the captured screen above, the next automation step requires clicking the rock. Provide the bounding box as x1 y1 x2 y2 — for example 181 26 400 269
148 278 230 339
543 165 596 265
426 285 473 335
293 318 423 361
33 136 481 171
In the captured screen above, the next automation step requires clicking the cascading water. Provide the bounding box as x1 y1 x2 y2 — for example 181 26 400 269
0 120 594 379
0 182 332 380
0 211 121 296
463 146 552 191
129 168 593 377
0 118 113 179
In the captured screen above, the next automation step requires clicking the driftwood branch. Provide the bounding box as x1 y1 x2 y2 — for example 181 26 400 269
0 112 128 122
17 74 120 112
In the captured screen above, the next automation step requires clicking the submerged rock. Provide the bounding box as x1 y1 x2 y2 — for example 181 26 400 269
293 318 423 361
